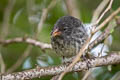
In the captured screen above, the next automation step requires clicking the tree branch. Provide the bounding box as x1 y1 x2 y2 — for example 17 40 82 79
1 52 120 80
0 37 52 50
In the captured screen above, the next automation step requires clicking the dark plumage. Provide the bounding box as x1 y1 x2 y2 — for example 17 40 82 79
51 16 88 58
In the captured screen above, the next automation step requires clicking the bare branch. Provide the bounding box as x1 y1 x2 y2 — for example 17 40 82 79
35 8 48 38
89 19 116 50
82 69 93 80
65 0 80 19
115 16 120 25
95 0 113 25
93 7 120 33
1 52 120 80
35 0 58 38
0 0 16 39
0 37 51 73
0 53 6 73
0 37 51 49
91 0 110 23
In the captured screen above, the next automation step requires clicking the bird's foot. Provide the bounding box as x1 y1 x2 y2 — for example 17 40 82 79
81 53 95 70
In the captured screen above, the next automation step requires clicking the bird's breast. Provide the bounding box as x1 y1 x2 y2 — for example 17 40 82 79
51 37 80 57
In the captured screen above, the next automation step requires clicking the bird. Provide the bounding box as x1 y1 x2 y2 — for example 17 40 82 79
51 16 89 62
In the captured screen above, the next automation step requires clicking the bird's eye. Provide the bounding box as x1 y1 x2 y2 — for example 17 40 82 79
63 28 67 31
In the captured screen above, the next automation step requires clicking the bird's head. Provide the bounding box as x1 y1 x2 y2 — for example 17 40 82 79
51 16 83 39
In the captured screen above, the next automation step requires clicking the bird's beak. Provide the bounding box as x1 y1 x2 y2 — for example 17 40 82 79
52 29 61 37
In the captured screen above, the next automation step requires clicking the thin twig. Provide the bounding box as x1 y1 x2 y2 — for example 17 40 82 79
94 0 113 25
0 53 6 73
26 0 35 18
91 0 110 23
65 0 80 19
35 8 48 38
89 19 116 51
98 44 105 57
93 7 120 33
115 16 120 25
82 69 93 80
35 0 58 38
0 0 16 39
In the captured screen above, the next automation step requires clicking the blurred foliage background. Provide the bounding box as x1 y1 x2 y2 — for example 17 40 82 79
0 0 120 80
